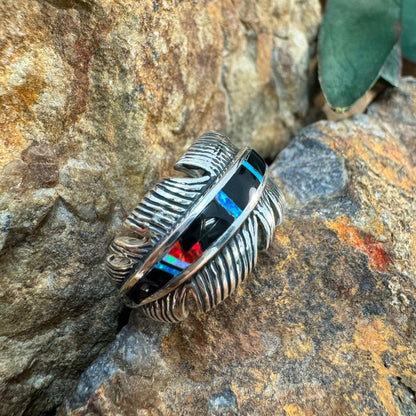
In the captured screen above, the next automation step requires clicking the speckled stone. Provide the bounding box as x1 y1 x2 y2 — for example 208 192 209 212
60 78 416 416
0 0 321 415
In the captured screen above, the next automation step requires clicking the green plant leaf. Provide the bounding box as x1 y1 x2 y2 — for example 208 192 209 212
379 42 402 86
318 0 401 111
402 0 416 62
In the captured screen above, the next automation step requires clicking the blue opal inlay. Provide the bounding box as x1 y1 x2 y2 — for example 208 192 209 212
216 190 242 218
154 262 181 276
242 161 263 182
162 254 190 270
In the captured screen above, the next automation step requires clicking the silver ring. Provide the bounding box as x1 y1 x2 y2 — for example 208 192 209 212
105 132 286 322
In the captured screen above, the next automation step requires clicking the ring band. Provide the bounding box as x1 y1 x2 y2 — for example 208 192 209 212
106 132 286 322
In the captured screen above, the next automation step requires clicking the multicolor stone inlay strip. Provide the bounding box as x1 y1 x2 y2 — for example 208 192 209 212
127 151 267 304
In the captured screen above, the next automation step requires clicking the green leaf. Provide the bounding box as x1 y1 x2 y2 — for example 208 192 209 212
379 42 402 86
402 0 416 62
318 0 401 110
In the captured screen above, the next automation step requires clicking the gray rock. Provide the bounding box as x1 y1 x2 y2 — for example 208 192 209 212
208 388 239 415
272 126 348 204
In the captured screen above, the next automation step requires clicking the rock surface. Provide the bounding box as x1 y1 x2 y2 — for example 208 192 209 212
0 0 321 415
60 79 416 416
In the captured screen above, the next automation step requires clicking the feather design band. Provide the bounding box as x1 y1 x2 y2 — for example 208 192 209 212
106 132 285 322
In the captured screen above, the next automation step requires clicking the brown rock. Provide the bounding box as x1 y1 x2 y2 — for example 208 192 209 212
60 79 416 416
21 142 59 187
0 0 321 415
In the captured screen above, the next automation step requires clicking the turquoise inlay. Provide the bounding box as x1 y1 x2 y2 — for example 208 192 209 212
154 262 181 276
163 254 190 270
242 160 263 182
216 190 242 218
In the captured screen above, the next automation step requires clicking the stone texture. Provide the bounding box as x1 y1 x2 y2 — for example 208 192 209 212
0 0 321 415
60 78 416 416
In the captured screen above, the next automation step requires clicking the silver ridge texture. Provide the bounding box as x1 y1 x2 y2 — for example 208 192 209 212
106 132 286 322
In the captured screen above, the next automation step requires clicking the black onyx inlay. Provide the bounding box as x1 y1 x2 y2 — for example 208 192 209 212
127 268 172 303
184 203 235 252
221 165 257 210
247 149 266 176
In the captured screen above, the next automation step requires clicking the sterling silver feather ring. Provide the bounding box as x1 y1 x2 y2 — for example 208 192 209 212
105 132 286 322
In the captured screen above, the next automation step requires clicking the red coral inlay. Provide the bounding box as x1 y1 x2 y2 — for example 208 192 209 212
168 241 203 264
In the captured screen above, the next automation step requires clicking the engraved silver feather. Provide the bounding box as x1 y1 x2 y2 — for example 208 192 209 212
106 132 285 322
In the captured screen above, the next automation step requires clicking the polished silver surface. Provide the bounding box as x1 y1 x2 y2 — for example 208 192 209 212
106 131 286 322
